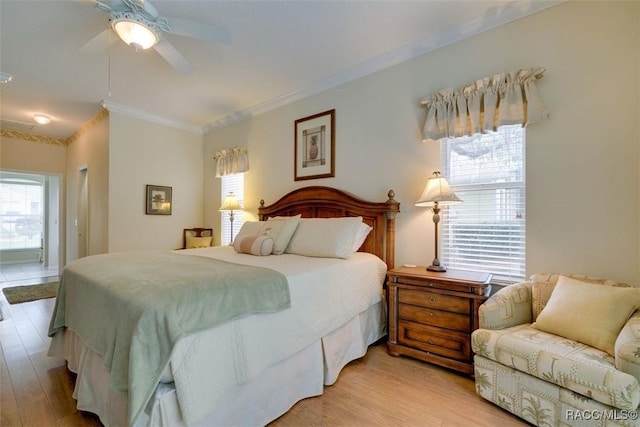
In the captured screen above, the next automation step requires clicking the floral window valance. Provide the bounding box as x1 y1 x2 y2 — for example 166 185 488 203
421 67 548 141
214 146 249 177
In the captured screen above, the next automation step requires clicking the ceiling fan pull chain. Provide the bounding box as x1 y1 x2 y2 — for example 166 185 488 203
107 27 111 98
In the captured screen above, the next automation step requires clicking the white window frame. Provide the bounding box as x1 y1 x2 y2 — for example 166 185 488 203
220 173 244 245
440 125 526 283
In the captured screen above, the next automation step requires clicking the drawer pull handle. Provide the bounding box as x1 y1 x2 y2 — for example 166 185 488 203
428 337 435 345
429 296 437 303
429 311 434 317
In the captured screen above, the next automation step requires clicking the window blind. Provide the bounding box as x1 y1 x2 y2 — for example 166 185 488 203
441 125 525 282
221 173 244 245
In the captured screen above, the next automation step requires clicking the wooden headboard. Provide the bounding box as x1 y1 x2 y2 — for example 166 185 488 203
258 186 400 269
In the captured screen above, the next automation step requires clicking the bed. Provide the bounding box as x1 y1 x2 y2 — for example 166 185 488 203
47 186 400 427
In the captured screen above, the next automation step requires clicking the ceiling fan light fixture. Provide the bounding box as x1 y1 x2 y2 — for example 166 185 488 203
112 17 159 50
0 71 13 84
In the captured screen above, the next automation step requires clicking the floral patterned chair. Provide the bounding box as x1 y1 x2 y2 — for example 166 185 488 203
471 273 640 426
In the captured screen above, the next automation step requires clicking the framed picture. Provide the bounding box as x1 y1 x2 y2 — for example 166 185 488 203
294 109 335 181
146 185 172 215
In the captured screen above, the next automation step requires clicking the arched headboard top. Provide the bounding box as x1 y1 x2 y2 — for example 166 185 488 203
258 186 400 269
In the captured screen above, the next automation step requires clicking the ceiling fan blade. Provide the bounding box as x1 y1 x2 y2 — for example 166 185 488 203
165 16 232 45
153 39 194 74
78 28 116 54
75 0 115 12
75 0 99 6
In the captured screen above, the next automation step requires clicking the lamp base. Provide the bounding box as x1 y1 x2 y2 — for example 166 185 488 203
427 264 447 272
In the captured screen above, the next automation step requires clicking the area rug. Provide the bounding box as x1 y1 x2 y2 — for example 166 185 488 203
2 282 59 304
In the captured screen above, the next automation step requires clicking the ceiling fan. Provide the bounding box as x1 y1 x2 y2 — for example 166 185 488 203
78 0 231 73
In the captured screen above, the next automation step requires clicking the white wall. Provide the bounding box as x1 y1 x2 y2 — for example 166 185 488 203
524 2 638 284
0 137 67 175
204 1 640 284
108 112 204 251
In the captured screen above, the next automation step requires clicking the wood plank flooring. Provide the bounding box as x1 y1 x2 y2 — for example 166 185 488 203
0 277 528 427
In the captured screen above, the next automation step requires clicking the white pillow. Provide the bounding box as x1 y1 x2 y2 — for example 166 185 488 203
233 235 274 256
352 222 372 252
286 217 364 259
267 215 301 255
234 218 300 255
234 221 267 243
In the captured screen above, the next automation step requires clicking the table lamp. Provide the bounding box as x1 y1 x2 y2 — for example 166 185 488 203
415 171 461 272
219 192 242 244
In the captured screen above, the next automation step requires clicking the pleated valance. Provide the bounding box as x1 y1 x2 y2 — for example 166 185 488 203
214 146 249 177
421 67 548 141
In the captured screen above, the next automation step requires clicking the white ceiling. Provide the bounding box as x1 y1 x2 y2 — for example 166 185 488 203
0 0 560 140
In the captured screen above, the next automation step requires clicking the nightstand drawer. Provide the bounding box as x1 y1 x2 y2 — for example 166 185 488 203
398 288 470 314
399 303 470 332
398 320 470 361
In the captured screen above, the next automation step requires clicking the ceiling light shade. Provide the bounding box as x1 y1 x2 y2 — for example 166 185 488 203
0 71 13 84
111 14 160 50
34 114 51 125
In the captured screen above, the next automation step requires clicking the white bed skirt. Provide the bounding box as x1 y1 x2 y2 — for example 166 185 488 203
48 300 386 427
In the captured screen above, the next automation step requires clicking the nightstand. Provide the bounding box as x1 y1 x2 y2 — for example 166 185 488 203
386 266 491 375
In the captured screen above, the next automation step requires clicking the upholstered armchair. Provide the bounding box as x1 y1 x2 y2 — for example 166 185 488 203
471 273 640 427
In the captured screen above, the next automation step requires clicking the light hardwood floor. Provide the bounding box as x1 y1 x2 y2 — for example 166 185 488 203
0 277 529 427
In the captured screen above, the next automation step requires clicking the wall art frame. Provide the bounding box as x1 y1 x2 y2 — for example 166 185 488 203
294 109 335 181
146 184 172 215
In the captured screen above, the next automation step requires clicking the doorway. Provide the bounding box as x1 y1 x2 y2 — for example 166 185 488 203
77 167 88 259
0 171 61 282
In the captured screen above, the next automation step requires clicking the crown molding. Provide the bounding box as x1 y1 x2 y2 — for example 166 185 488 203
101 100 203 135
203 0 563 133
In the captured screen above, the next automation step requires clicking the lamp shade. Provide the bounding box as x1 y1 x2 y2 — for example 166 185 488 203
219 192 242 211
415 171 462 207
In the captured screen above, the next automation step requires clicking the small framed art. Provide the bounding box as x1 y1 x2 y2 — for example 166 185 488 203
146 185 172 215
294 109 335 181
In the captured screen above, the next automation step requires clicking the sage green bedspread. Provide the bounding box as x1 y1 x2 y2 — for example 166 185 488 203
48 251 290 426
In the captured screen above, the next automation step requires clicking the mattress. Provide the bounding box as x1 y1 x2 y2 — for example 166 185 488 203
48 246 388 426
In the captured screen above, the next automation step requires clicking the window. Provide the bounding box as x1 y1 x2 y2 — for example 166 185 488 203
0 176 43 250
220 173 244 245
440 125 525 282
